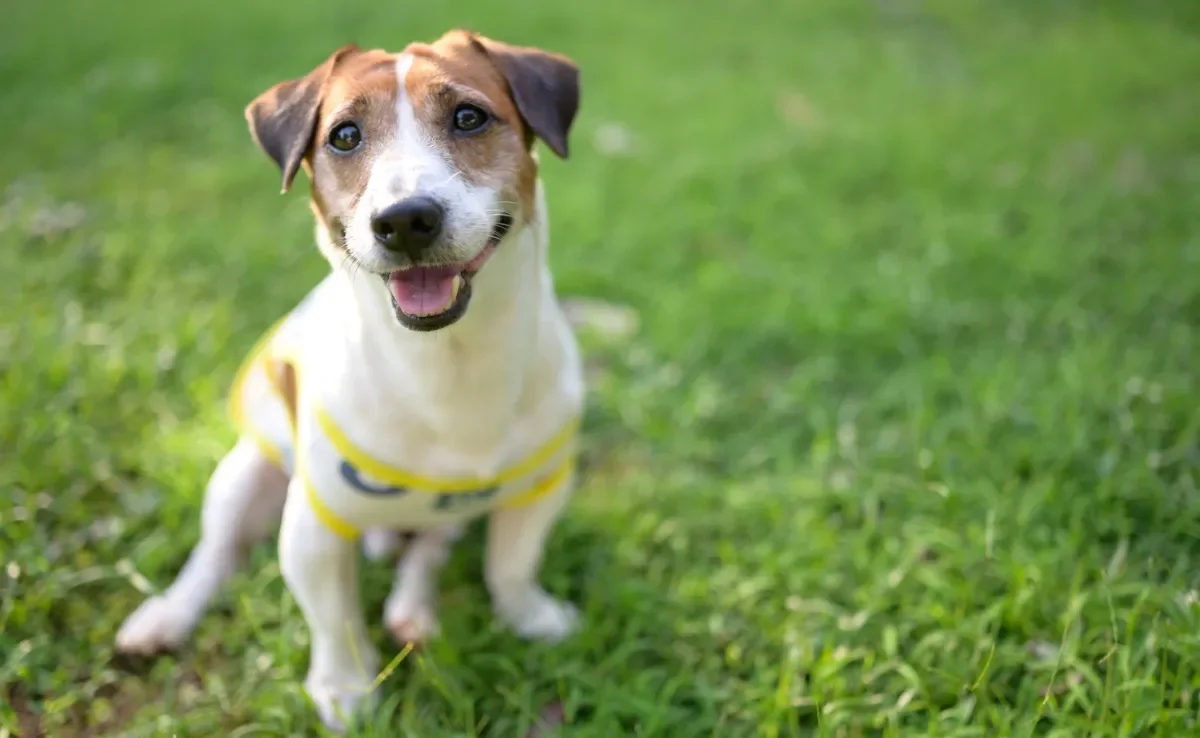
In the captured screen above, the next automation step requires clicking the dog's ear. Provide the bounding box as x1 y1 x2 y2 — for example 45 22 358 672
245 45 361 193
471 35 580 160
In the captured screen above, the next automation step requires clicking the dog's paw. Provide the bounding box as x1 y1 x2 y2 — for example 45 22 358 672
115 596 197 655
305 668 379 734
384 590 440 645
496 589 580 643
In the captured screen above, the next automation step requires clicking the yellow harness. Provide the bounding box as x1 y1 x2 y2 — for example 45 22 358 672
227 316 577 540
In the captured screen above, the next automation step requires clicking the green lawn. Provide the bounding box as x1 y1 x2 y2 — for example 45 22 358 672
3 0 1200 735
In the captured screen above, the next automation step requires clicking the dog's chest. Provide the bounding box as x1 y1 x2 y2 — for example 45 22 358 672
296 359 577 531
280 289 577 530
333 335 546 475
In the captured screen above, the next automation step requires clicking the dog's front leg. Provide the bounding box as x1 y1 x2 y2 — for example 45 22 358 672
485 479 579 641
279 480 379 733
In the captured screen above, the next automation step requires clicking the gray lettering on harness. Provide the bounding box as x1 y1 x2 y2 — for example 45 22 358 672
339 460 410 497
434 486 498 511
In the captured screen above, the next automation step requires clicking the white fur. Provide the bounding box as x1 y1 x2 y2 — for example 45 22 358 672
116 52 584 734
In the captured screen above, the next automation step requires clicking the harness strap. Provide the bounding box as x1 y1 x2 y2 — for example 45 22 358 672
228 315 580 541
315 405 580 493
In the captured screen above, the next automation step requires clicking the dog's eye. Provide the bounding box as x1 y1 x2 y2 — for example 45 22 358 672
452 105 489 133
328 122 362 152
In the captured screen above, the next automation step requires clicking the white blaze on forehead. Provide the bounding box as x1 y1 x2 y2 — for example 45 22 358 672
385 52 455 194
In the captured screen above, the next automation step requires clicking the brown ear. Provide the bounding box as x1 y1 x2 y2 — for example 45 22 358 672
471 35 580 159
244 45 360 193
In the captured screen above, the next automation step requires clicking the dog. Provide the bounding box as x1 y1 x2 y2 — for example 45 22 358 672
114 29 584 731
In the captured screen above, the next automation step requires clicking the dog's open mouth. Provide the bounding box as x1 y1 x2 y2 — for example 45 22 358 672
383 213 512 331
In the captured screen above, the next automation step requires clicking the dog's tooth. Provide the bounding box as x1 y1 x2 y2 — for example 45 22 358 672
448 274 463 305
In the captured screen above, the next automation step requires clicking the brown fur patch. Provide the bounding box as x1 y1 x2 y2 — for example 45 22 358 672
305 50 400 243
265 357 299 432
404 32 540 217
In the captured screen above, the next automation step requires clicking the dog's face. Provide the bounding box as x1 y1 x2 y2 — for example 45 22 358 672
245 31 580 331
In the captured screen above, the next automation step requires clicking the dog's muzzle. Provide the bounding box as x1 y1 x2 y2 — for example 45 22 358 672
381 212 513 332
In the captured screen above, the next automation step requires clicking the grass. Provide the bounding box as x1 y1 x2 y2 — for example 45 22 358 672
2 0 1200 735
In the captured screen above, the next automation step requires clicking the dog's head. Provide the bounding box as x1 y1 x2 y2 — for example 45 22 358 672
245 30 580 331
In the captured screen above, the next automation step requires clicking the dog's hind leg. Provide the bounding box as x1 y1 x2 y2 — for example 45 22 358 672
361 527 402 562
383 524 463 644
116 437 288 654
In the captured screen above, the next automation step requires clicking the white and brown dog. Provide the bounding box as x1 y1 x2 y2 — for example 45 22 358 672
115 29 584 731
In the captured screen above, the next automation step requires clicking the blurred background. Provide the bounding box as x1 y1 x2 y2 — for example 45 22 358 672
2 0 1199 735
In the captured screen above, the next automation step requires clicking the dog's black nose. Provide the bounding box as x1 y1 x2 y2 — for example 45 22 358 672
370 197 445 256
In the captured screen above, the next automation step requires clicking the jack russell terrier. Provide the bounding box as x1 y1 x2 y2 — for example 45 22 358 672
115 29 584 731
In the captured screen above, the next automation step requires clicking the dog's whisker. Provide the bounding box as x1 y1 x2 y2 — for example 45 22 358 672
429 170 465 193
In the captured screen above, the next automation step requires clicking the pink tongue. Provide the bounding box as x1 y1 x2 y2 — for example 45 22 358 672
388 267 458 316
